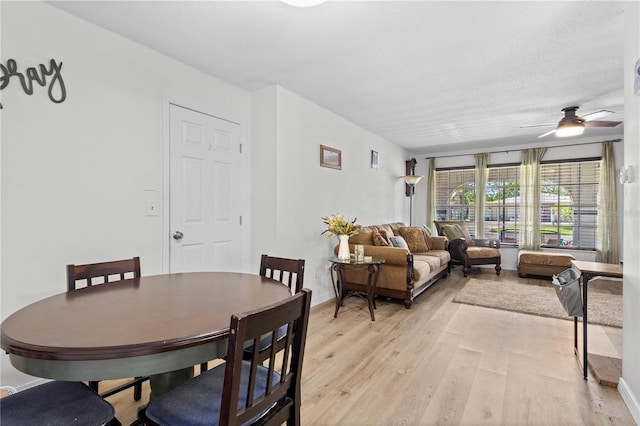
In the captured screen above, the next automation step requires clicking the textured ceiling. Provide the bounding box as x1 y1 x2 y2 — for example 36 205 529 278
48 1 627 154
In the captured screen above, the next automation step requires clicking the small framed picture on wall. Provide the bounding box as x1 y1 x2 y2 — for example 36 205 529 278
320 145 342 170
371 150 379 169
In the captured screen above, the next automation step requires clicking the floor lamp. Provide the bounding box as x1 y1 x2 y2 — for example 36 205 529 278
402 174 423 226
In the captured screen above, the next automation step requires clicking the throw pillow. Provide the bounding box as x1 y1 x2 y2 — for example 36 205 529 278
421 227 433 251
377 224 395 240
377 228 391 243
388 222 404 235
441 224 475 246
457 223 475 245
399 227 429 253
388 235 409 249
372 229 390 246
441 224 466 241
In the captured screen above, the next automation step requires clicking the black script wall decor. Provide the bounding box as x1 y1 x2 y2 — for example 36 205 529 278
0 59 66 109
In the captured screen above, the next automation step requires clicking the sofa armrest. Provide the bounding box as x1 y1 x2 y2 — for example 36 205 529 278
472 238 501 249
448 237 469 261
430 236 447 250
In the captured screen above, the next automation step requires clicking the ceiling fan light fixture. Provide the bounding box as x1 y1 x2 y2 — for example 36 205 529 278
555 108 585 137
555 118 585 137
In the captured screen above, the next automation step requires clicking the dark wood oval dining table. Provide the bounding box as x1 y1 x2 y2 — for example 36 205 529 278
0 272 293 381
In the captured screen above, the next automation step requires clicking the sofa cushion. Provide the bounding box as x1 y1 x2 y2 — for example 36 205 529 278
466 246 500 259
411 258 432 283
349 228 374 246
414 253 440 270
422 249 451 265
389 235 408 249
372 228 390 246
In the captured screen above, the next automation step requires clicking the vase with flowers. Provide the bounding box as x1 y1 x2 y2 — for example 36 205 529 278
322 214 359 260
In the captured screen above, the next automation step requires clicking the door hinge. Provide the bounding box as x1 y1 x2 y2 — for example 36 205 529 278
239 215 243 225
239 143 242 154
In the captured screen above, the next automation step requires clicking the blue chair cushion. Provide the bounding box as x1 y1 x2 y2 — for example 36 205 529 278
0 381 114 426
145 360 281 426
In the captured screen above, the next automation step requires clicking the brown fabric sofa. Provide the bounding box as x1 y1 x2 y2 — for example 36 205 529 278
335 222 450 308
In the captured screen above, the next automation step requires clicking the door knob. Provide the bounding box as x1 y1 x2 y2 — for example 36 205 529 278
173 231 184 240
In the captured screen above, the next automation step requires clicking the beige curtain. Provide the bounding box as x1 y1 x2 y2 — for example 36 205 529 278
474 153 490 238
520 148 547 250
596 141 620 263
425 157 437 233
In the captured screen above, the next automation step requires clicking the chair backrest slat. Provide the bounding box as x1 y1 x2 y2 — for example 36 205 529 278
67 257 141 291
259 254 305 294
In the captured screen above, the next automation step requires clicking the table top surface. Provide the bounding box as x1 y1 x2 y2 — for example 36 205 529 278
1 272 293 361
328 256 385 265
571 260 623 278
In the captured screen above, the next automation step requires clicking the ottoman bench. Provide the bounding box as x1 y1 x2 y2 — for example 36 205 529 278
517 250 575 278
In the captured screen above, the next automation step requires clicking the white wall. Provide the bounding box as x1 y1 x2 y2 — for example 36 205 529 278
1 2 411 390
620 2 640 422
1 1 251 388
251 86 409 304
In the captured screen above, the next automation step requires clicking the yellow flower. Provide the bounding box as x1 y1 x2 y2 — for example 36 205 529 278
321 214 360 238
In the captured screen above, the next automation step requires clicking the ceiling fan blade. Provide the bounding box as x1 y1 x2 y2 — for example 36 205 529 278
537 129 556 138
580 110 614 122
520 123 555 129
584 120 622 128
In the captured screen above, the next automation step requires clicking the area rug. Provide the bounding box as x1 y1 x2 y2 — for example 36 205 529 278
452 278 622 328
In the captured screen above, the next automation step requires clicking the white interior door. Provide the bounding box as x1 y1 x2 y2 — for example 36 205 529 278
169 104 242 272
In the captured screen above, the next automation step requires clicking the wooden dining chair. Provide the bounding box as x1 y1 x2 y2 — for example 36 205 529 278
242 255 305 364
144 288 312 426
259 254 305 294
199 255 307 373
66 256 148 401
0 381 118 426
67 256 142 291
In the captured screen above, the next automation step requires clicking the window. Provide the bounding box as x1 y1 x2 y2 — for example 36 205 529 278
435 158 600 249
539 160 600 248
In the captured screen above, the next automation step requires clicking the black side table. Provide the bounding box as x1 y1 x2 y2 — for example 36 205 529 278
329 256 385 321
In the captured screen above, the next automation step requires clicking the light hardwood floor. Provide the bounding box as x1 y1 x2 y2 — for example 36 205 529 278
105 268 634 425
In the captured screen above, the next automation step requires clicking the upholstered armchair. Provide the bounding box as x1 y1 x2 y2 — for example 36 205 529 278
433 220 501 277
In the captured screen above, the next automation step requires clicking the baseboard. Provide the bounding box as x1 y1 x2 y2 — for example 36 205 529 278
618 377 640 425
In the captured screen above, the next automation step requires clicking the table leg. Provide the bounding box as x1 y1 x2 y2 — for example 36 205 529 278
332 264 344 318
582 273 591 380
574 317 578 358
365 264 379 321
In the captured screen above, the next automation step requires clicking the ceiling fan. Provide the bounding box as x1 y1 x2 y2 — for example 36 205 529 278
525 106 622 138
